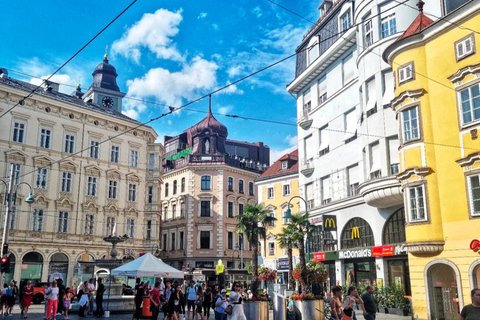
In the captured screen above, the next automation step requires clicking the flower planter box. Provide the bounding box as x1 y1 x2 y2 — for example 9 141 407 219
293 300 324 320
243 300 269 320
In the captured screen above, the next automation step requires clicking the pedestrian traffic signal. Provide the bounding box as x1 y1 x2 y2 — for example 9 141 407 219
0 256 10 273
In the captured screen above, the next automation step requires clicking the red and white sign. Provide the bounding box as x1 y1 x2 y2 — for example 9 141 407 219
470 239 480 254
313 252 326 261
372 245 394 257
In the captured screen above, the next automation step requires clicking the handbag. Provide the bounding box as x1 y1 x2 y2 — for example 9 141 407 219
225 304 234 315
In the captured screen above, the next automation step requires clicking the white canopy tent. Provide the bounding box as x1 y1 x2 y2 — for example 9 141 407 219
111 253 184 278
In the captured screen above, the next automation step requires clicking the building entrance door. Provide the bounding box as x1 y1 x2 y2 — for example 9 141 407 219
427 263 460 320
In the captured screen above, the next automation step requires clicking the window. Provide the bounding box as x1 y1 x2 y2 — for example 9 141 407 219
58 211 68 233
319 127 329 155
364 19 373 47
12 164 21 185
228 177 234 191
87 176 97 196
106 217 116 235
382 71 395 108
267 187 274 199
110 146 119 163
344 109 357 142
201 176 211 190
108 180 118 199
343 53 355 84
12 121 25 143
85 214 94 235
321 176 331 204
130 150 138 168
249 182 254 196
90 140 99 159
443 0 470 15
163 234 167 251
128 184 137 202
61 172 73 193
149 153 155 171
348 165 360 196
165 183 169 197
146 220 152 240
126 218 135 238
402 107 419 142
173 180 177 194
179 231 184 250
459 83 480 125
381 13 397 38
148 186 153 203
305 135 315 160
171 233 176 250
388 138 400 175
308 42 319 65
456 35 475 60
35 167 48 189
172 204 177 219
180 202 185 218
268 211 275 227
318 76 327 103
32 209 44 231
369 142 381 179
39 128 51 149
181 178 186 193
163 206 168 221
2 207 16 230
398 63 414 84
341 217 375 249
64 134 75 153
383 209 406 244
407 185 427 222
228 232 234 250
228 202 234 218
468 174 480 216
366 77 377 117
281 161 288 170
239 180 244 193
268 242 275 256
303 89 311 115
340 10 351 32
306 183 315 209
283 184 291 197
201 200 211 217
238 203 244 215
200 231 210 249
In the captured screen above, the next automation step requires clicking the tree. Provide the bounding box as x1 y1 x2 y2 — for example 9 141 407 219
289 212 320 292
236 203 276 298
277 226 297 290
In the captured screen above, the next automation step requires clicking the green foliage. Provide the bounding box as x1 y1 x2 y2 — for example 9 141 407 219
373 283 409 310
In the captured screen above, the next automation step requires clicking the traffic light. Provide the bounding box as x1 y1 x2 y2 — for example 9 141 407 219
0 256 10 273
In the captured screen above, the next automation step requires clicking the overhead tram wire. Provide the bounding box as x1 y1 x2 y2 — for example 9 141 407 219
0 0 138 120
263 0 317 24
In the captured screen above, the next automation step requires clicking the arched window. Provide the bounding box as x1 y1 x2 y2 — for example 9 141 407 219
181 178 186 193
239 180 244 193
341 218 374 249
173 180 177 195
228 177 234 191
201 176 211 190
383 208 406 244
165 183 169 197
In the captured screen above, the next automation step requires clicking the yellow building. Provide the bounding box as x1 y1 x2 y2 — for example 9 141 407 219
384 1 480 319
256 150 299 285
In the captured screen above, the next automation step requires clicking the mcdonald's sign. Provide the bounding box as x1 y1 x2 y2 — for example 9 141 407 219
351 226 360 239
323 215 337 231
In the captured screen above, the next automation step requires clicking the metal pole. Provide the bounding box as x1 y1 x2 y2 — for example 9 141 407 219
240 235 243 269
0 164 14 289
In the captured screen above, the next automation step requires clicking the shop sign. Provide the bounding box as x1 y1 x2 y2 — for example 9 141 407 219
372 245 394 257
313 252 326 261
339 248 372 259
323 215 337 231
124 249 136 255
394 244 408 255
310 216 322 225
216 259 225 274
195 261 214 268
312 251 339 261
277 258 289 270
351 227 360 239
470 239 480 254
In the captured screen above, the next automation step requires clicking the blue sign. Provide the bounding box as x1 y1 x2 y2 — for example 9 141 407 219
276 258 289 271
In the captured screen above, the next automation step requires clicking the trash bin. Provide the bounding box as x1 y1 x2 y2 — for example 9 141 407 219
142 297 152 317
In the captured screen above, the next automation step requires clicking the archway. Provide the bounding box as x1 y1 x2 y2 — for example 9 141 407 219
426 261 462 320
74 253 95 286
4 253 16 284
470 260 480 290
21 252 43 283
49 252 69 283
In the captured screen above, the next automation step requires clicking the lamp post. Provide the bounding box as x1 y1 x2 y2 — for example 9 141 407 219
0 164 35 288
235 234 244 269
285 195 310 262
151 244 160 256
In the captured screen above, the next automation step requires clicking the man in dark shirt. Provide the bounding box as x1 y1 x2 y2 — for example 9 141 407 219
96 278 106 317
361 286 377 320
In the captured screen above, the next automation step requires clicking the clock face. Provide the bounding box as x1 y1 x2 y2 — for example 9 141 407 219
102 96 114 108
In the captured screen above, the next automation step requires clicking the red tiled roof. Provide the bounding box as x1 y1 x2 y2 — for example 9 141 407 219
395 12 434 42
258 149 298 179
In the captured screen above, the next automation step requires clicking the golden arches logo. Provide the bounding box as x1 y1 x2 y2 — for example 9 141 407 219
325 218 336 229
351 227 360 239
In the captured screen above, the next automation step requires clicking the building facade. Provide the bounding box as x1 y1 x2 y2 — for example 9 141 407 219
384 1 480 319
0 55 162 288
160 102 269 287
255 150 299 285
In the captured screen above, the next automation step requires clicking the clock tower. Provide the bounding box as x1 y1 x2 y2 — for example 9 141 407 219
83 52 126 113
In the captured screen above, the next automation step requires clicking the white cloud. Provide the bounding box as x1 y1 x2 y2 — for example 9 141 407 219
217 105 233 115
111 8 184 63
227 65 242 78
197 12 207 19
252 6 263 18
122 109 139 120
218 82 244 95
269 135 297 165
212 23 219 30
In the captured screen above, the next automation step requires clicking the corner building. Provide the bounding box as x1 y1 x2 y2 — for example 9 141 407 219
160 103 269 287
0 56 162 288
384 1 480 319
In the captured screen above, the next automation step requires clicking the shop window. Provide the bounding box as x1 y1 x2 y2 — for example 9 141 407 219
383 208 406 244
341 217 374 249
21 252 43 283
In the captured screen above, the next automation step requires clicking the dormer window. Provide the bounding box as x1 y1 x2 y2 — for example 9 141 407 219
281 161 288 170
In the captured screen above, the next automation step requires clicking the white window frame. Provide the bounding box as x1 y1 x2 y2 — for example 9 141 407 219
307 42 319 66
402 107 420 142
130 150 139 168
35 167 48 189
58 211 69 233
381 13 397 38
39 127 52 149
467 173 480 217
110 145 120 163
459 83 480 126
149 153 155 171
64 134 75 154
87 176 97 196
267 187 274 199
12 121 26 143
364 18 373 47
180 202 186 218
268 242 276 256
283 184 291 197
281 161 288 170
128 183 137 202
201 175 211 190
12 163 21 185
61 172 73 193
84 214 95 235
407 184 428 222
108 180 118 199
198 229 212 249
455 34 475 60
126 218 135 238
172 204 177 219
227 177 234 191
90 140 100 159
398 63 414 84
106 216 116 235
340 10 351 32
32 209 44 232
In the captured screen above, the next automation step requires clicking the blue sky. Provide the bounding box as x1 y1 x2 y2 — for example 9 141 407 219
1 0 320 162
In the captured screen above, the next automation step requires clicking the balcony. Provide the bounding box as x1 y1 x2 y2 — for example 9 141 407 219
358 175 403 208
300 159 315 176
298 113 313 129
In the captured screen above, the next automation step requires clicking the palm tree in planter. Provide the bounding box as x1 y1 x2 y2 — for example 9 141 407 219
277 225 298 291
236 203 276 297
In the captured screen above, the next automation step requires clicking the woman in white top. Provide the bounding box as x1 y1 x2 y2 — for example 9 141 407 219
46 281 60 320
227 283 246 320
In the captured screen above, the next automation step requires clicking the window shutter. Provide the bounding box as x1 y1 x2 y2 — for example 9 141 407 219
456 42 464 58
348 165 359 185
344 110 357 140
382 71 395 106
319 127 329 150
388 139 400 165
305 135 315 160
370 143 381 173
465 37 472 53
322 177 331 200
366 78 377 111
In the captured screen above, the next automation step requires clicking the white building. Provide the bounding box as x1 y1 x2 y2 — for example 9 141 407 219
0 55 162 290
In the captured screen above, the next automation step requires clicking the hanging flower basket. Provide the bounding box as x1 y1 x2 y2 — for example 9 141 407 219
292 261 328 288
258 267 277 283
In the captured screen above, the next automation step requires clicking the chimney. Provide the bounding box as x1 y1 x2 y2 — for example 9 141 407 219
43 80 60 93
319 0 333 18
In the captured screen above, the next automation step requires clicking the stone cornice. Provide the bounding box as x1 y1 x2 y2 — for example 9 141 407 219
391 89 426 111
405 241 445 256
448 63 480 84
397 166 432 182
456 151 480 168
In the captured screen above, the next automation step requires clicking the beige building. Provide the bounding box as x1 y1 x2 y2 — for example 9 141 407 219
0 56 161 290
160 103 269 287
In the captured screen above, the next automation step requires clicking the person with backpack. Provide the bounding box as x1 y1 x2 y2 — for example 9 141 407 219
162 281 175 320
7 281 17 316
1 284 10 316
214 289 228 320
186 281 196 320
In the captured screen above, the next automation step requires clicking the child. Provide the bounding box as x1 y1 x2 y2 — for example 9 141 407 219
63 288 73 320
78 289 89 318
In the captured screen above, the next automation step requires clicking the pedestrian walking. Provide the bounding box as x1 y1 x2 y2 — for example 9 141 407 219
213 289 228 320
168 285 185 320
361 286 377 320
460 288 480 320
186 281 196 320
57 279 65 317
78 290 89 318
63 288 73 320
202 287 212 320
96 278 105 317
227 283 246 320
22 280 33 319
150 282 161 320
46 281 59 320
44 282 52 320
87 278 96 315
329 286 343 320
193 289 204 320
134 278 143 319
344 287 366 320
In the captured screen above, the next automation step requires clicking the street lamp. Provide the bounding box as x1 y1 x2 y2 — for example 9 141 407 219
284 196 310 262
234 234 244 269
151 244 160 256
1 164 35 288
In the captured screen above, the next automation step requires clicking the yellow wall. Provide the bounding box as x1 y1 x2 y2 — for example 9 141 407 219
389 11 480 320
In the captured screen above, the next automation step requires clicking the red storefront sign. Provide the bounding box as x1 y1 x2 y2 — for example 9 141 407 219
313 252 326 261
372 245 394 257
470 239 480 254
